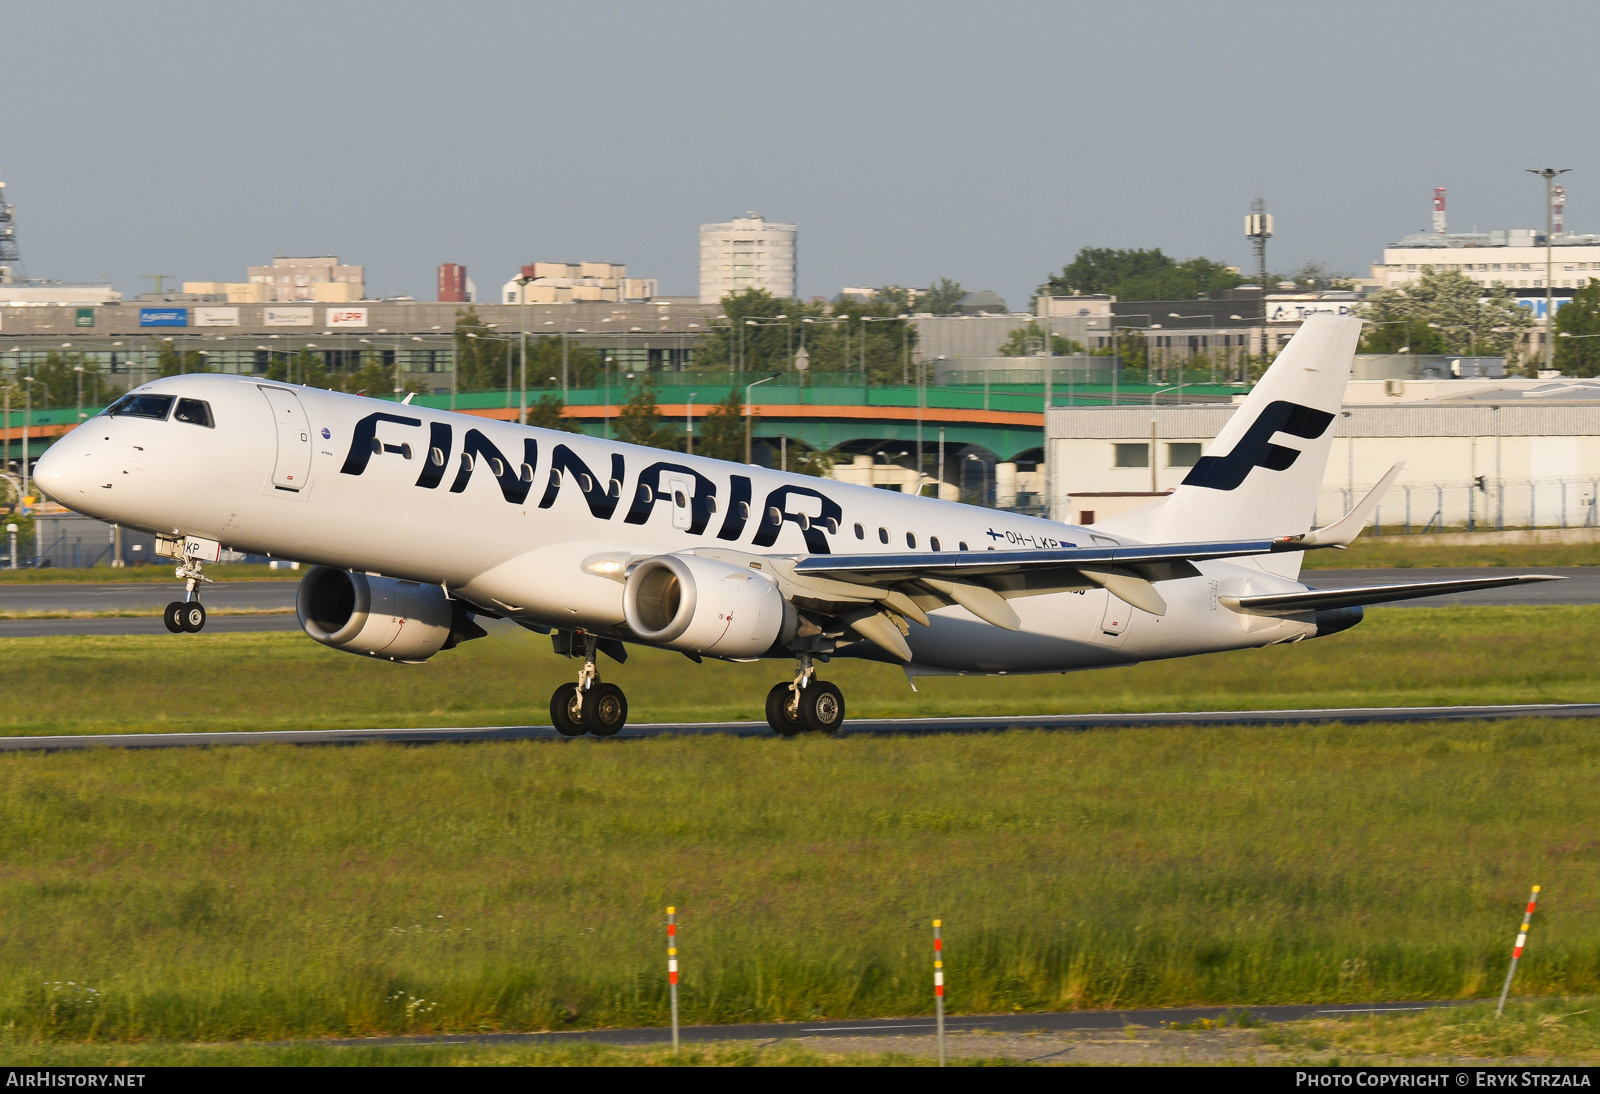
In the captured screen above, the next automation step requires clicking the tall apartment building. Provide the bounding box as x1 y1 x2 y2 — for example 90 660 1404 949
245 256 365 303
698 213 796 304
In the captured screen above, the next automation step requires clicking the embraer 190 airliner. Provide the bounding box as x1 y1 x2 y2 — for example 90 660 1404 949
33 314 1552 736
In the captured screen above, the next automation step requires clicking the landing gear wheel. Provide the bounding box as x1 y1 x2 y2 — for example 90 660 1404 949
550 683 585 737
163 602 186 634
179 602 207 633
765 682 803 738
582 682 628 737
800 680 845 736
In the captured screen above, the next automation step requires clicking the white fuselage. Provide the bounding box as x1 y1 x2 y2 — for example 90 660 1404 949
34 376 1321 673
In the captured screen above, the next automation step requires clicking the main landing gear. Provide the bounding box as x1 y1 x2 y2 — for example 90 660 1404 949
549 632 629 738
765 653 845 737
162 549 212 634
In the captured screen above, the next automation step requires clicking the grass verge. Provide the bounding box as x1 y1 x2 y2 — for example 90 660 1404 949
1262 998 1600 1063
0 718 1594 1041
0 605 1593 735
1302 539 1600 569
0 1039 980 1067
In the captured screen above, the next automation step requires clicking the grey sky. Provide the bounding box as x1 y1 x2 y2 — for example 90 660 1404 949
4 1 1596 309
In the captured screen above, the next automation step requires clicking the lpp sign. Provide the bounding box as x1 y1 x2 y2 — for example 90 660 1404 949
327 307 369 328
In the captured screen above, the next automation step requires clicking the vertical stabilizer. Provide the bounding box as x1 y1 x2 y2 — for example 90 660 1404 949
1098 314 1360 574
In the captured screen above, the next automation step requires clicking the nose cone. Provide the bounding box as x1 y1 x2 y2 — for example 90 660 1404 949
31 443 72 500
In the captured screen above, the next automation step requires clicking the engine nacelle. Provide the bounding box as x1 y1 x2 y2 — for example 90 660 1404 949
622 553 793 658
296 566 484 663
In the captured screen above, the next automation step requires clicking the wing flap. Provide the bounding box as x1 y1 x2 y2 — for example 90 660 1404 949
1221 574 1562 615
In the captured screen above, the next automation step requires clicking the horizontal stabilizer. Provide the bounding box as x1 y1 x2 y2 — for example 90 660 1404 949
1221 574 1562 615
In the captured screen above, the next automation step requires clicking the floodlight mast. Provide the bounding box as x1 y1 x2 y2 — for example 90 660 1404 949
1527 168 1571 374
1245 198 1274 360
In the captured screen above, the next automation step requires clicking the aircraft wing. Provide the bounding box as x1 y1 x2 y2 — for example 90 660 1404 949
792 537 1300 581
1219 574 1563 615
786 537 1307 622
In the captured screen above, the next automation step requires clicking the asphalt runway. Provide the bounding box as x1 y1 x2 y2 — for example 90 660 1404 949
2 703 1595 752
0 568 1592 637
307 999 1473 1049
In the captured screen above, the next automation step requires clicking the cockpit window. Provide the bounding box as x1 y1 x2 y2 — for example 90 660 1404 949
107 394 175 421
174 398 214 428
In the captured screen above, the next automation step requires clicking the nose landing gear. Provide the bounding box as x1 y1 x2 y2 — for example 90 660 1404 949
765 654 845 737
163 549 213 634
549 632 629 737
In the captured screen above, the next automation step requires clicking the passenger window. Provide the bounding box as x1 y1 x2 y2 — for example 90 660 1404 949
489 458 505 476
738 501 750 520
853 523 864 539
959 541 969 551
674 490 688 508
108 394 175 421
930 537 941 551
706 496 718 514
520 463 534 482
767 506 782 525
430 447 445 466
878 527 889 544
825 518 838 534
173 398 214 428
906 532 917 549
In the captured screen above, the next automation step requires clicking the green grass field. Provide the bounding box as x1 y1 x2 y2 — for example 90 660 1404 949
0 604 1594 1050
0 605 1593 736
0 717 1594 1043
1301 538 1600 569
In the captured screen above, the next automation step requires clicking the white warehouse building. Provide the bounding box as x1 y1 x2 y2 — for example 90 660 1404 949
1046 379 1600 533
699 213 796 304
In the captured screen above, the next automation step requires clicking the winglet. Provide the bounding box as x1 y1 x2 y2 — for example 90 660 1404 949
1283 462 1405 550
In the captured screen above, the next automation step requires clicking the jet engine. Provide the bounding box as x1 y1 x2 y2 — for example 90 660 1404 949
622 553 794 658
296 566 485 663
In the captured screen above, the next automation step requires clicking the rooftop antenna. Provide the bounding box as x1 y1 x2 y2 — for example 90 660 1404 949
1432 187 1447 234
0 166 22 283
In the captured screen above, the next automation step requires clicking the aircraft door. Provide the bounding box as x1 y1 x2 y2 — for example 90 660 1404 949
666 474 693 530
260 386 313 491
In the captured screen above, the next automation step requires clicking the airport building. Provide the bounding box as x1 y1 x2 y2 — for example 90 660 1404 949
1046 378 1600 531
185 256 366 304
0 298 720 396
1366 229 1600 295
699 214 796 303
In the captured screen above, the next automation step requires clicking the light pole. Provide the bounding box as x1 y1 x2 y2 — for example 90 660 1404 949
1559 330 1600 376
686 391 697 456
19 375 37 503
1147 384 1184 494
516 275 532 424
745 372 780 464
859 315 907 386
1528 168 1571 374
1168 312 1217 387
